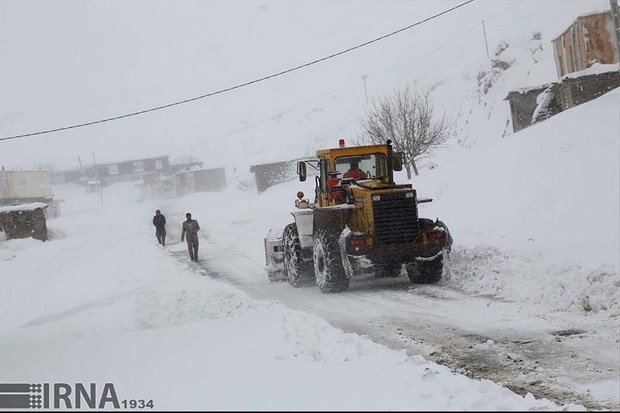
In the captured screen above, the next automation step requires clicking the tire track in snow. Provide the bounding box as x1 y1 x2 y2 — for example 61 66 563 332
168 240 619 410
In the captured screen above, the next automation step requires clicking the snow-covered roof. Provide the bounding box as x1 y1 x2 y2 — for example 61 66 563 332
0 202 48 214
81 155 170 169
504 83 551 99
0 169 51 174
175 166 225 175
561 63 620 81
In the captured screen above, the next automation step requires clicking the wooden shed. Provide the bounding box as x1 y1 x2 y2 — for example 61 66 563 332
552 11 619 77
504 84 551 132
0 203 48 241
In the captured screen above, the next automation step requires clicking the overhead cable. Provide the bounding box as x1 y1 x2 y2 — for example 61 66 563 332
0 0 474 142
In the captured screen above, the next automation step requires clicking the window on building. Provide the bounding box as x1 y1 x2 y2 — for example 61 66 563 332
108 164 119 175
155 160 163 170
0 176 7 188
19 175 27 187
37 176 46 188
133 161 144 172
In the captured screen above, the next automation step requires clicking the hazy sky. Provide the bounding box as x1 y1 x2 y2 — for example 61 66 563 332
0 0 605 171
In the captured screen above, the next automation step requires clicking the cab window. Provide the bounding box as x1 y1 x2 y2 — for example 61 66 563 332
334 154 387 179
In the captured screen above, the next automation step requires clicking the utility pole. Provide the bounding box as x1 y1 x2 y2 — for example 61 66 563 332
93 152 103 206
77 156 85 186
363 75 369 105
611 0 620 58
482 20 490 60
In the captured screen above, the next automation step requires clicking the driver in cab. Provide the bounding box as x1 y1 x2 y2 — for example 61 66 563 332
342 159 366 180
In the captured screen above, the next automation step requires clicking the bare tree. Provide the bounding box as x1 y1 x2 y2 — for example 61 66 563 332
358 85 453 179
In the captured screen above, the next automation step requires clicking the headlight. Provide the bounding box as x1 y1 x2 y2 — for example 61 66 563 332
372 195 381 201
405 192 414 198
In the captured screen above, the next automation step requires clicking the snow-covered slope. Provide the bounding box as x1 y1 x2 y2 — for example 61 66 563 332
415 87 620 266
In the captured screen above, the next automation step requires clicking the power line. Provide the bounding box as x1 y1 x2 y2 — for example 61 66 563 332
366 22 482 79
164 0 519 156
0 0 474 142
167 77 362 155
364 0 525 80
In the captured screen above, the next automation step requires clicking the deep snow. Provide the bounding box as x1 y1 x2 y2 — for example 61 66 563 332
0 183 586 411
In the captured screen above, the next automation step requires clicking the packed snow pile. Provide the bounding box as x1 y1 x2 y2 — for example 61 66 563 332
414 87 620 317
448 246 619 316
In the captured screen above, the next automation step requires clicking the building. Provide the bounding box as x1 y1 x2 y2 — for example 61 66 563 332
504 84 551 133
506 65 620 132
52 156 172 187
138 166 227 199
175 167 227 196
552 10 619 78
250 161 298 194
250 158 316 194
0 202 48 241
50 168 82 185
506 4 620 133
139 175 177 200
0 169 53 206
169 161 203 175
83 156 171 185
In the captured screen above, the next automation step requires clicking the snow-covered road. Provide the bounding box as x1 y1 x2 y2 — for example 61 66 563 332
170 235 619 410
156 177 619 410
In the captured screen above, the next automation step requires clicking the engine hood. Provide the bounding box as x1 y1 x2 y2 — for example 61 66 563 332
348 180 413 191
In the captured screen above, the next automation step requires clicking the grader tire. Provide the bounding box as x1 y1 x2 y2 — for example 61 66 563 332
313 229 349 293
283 223 315 287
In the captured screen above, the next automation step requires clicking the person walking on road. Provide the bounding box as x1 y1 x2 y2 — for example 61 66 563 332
181 212 200 261
153 209 167 246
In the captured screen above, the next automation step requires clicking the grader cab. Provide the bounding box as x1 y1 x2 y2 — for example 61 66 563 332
264 139 452 293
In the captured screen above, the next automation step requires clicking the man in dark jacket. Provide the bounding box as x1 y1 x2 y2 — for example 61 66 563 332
181 212 200 261
153 209 166 246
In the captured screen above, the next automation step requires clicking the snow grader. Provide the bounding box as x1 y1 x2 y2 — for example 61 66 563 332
264 139 452 293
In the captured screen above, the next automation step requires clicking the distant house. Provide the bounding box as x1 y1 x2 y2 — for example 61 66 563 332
137 165 226 200
0 169 53 207
250 158 316 194
51 168 82 185
83 156 170 185
169 161 203 175
51 156 171 187
506 64 620 132
139 174 177 199
175 167 227 196
552 10 619 78
250 161 298 194
551 64 620 109
0 202 48 241
506 4 620 133
504 84 551 133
